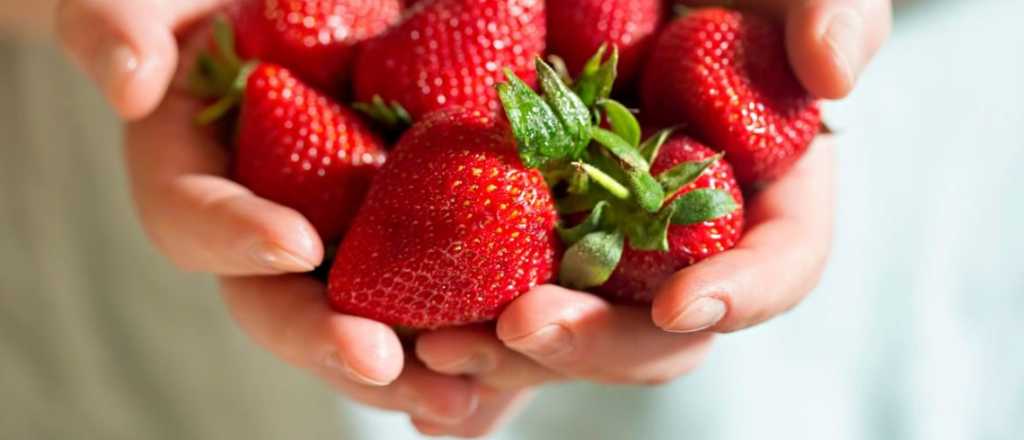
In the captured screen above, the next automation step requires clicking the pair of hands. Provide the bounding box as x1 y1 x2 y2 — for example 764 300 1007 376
57 0 889 436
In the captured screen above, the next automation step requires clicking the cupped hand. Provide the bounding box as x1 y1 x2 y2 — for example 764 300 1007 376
417 137 836 396
57 0 880 436
96 9 522 436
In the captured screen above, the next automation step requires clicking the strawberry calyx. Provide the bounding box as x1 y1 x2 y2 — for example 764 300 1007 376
498 51 740 290
352 95 413 139
190 17 257 125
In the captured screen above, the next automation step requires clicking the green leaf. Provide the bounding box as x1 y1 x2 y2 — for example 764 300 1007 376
593 48 618 103
559 230 625 290
600 100 641 147
590 127 664 211
536 58 593 158
669 189 739 226
657 154 722 198
353 95 412 131
212 17 242 73
573 45 606 107
624 203 677 252
626 169 666 213
638 128 676 164
590 127 650 172
574 45 619 108
557 201 610 245
498 69 575 168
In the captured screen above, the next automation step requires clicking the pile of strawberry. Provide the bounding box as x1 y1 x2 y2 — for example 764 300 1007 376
192 0 821 330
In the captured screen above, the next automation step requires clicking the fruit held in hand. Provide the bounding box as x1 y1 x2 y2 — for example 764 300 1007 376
547 0 664 84
193 20 386 242
327 107 560 329
497 54 744 303
354 0 547 120
598 136 744 303
234 65 387 242
641 8 821 186
232 0 402 95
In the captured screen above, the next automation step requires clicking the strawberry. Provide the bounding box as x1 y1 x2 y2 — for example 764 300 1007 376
547 0 664 84
193 20 387 243
641 8 821 185
597 136 744 303
499 53 744 302
353 0 547 120
231 0 402 95
327 107 560 329
233 65 387 242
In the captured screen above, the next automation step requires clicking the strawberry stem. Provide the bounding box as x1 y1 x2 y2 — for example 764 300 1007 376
190 16 256 126
578 162 630 199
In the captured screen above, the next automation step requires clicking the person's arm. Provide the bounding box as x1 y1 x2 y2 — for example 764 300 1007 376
0 0 58 37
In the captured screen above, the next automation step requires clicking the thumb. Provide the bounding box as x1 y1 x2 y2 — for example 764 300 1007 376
56 0 227 120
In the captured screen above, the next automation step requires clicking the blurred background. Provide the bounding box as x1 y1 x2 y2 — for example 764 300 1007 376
1 0 1021 439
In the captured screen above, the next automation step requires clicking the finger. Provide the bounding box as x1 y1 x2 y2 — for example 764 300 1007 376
124 91 323 275
322 361 482 425
416 326 563 390
411 389 534 438
652 137 837 333
496 286 716 385
221 275 404 386
56 0 228 119
785 0 892 99
223 276 488 424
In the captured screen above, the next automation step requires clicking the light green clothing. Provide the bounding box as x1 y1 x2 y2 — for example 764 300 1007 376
0 38 340 439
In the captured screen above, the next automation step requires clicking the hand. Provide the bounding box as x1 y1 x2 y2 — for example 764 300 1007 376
414 2 884 431
416 137 836 400
71 10 516 436
56 0 229 120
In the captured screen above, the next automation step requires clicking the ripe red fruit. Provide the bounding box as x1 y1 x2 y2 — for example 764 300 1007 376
641 8 821 185
354 0 547 120
233 64 387 242
547 0 664 84
231 0 402 95
597 136 744 303
327 107 560 329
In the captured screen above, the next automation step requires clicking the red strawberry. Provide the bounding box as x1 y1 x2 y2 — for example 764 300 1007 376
641 8 821 185
234 64 387 242
192 20 387 243
353 0 547 120
547 0 664 84
327 107 560 329
231 0 402 95
497 54 743 303
597 136 744 303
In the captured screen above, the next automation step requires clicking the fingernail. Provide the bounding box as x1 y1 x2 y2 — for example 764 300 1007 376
665 297 726 333
250 242 317 273
323 351 389 386
504 324 574 357
823 9 864 90
97 43 140 97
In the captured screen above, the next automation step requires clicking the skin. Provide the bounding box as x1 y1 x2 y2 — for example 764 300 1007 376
38 0 889 436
